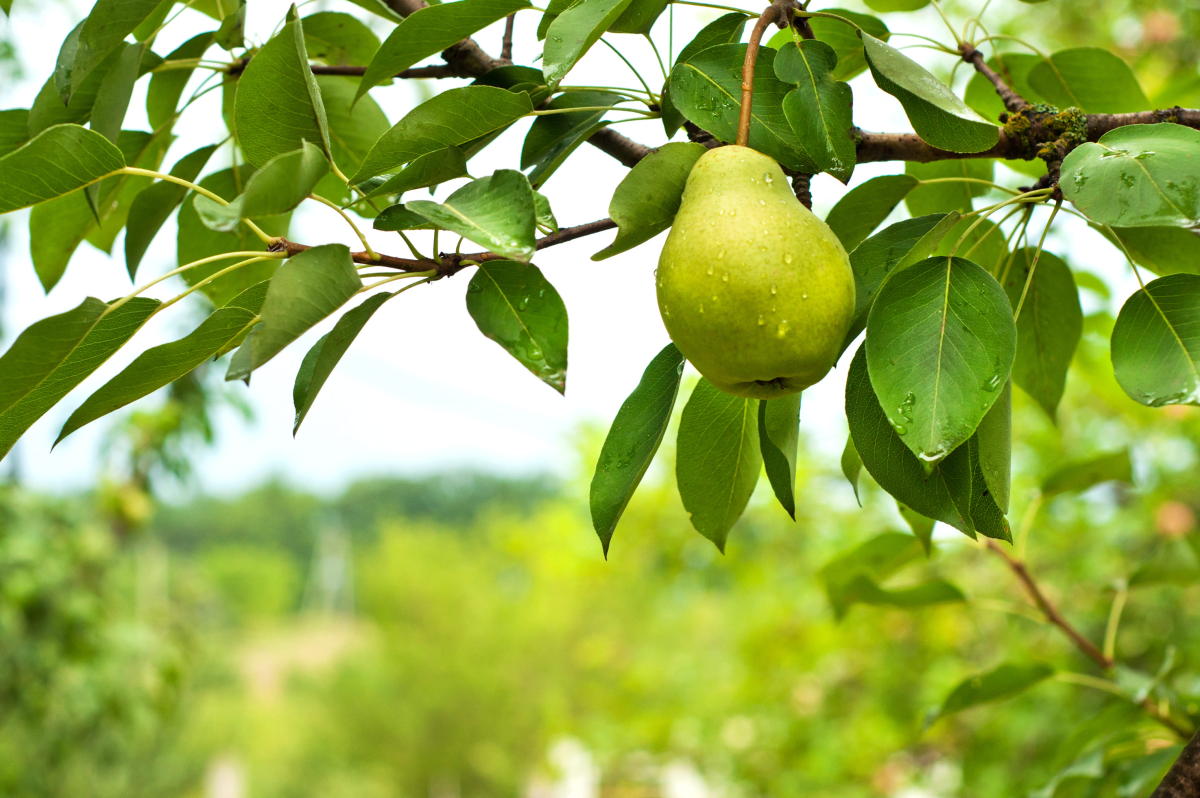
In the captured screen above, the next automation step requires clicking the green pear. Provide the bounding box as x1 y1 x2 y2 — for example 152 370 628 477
657 145 855 399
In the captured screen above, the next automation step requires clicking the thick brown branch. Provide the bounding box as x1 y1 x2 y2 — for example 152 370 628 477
960 44 1027 114
1153 730 1200 798
984 540 1113 669
1088 108 1200 139
585 128 652 167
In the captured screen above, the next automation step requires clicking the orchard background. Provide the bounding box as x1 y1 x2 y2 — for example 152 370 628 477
0 0 1199 795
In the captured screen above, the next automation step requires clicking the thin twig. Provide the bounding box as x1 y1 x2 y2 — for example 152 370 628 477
736 4 782 147
501 13 516 61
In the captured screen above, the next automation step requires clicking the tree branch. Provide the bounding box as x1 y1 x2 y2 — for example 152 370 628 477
501 13 516 62
960 44 1027 114
1153 730 1200 798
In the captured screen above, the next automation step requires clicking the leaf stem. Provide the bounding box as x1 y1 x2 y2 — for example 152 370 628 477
360 272 436 294
918 177 1021 196
736 3 781 147
950 189 1051 258
1104 581 1128 662
1012 196 1062 324
309 194 379 260
927 0 963 48
671 0 758 15
644 33 669 82
156 257 275 313
964 205 1023 261
103 251 286 318
529 105 655 117
119 167 277 245
599 37 659 102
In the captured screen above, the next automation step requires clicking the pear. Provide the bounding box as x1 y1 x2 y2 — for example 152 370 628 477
657 146 855 399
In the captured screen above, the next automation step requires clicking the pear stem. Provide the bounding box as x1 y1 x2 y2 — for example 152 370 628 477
737 3 784 147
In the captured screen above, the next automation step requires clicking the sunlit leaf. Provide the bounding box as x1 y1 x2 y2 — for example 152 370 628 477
777 39 856 183
542 0 636 86
929 663 1054 725
407 170 537 261
759 393 801 519
1028 48 1149 114
0 125 124 213
1041 450 1133 497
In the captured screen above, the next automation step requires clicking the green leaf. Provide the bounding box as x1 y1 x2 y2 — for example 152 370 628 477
90 42 144 143
1061 124 1200 228
963 54 1042 121
1041 450 1133 497
608 0 668 34
670 44 817 172
303 12 381 67
824 174 918 252
146 33 215 131
675 378 761 552
372 204 439 231
592 141 706 261
1000 249 1081 421
293 291 396 435
934 217 1009 277
521 91 622 187
542 0 636 87
759 393 801 519
930 663 1055 724
69 0 163 103
904 159 994 217
819 532 961 619
1028 48 1149 114
590 343 685 554
861 33 999 154
866 256 1017 466
407 170 537 261
314 75 392 203
1111 273 1200 406
840 434 862 504
352 86 533 182
214 0 246 50
841 213 957 354
0 125 125 213
674 12 748 67
125 144 218 280
226 244 361 381
364 147 470 200
975 379 1011 512
897 503 935 555
31 24 124 137
0 109 29 157
193 141 329 232
0 297 160 460
534 191 557 233
1130 538 1200 588
863 0 927 10
132 0 174 40
177 166 291 307
777 39 856 184
341 0 405 22
358 0 529 100
57 304 264 444
807 9 888 82
233 8 332 169
30 192 95 293
827 575 964 620
845 345 1008 540
466 260 569 393
1103 226 1200 277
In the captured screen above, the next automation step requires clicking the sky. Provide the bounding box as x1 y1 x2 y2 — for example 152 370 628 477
0 0 1139 496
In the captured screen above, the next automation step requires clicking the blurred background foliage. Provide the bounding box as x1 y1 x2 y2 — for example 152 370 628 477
2 0 1200 796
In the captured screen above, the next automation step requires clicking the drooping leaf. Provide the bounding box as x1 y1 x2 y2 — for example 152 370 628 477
828 575 964 620
313 75 392 207
1000 249 1082 421
89 42 144 143
146 32 215 131
364 147 470 200
358 0 530 100
407 170 537 261
866 256 1017 466
534 191 558 234
1027 48 1149 114
929 663 1055 725
675 378 761 552
1111 273 1200 406
193 141 329 232
352 86 533 182
845 345 1008 540
30 192 95 293
303 11 381 67
819 532 961 620
542 0 636 87
1103 226 1200 277
68 0 163 103
125 143 218 279
608 0 668 34
824 174 918 252
590 343 686 554
592 141 706 261
897 503 935 555
759 393 801 519
214 0 246 50
975 379 1011 512
670 44 818 172
226 244 361 381
521 91 622 187
841 213 957 354
776 39 856 184
1041 449 1133 498
904 159 994 217
861 33 999 154
0 298 160 460
30 24 126 137
293 290 397 435
177 166 292 307
0 125 125 213
233 8 332 168
841 434 862 504
57 303 267 444
1061 124 1200 228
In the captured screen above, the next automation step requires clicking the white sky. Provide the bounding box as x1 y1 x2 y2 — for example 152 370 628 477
0 0 1139 496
